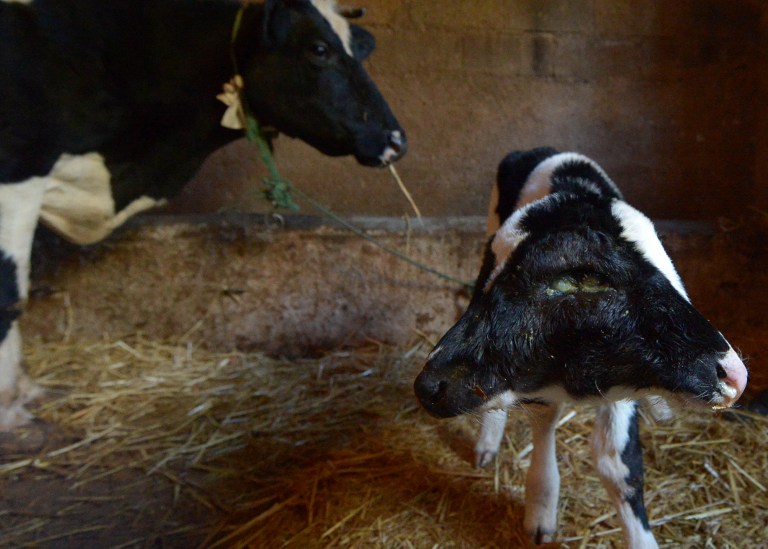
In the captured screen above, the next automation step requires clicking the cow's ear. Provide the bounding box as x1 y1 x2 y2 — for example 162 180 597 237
261 0 294 48
350 25 375 60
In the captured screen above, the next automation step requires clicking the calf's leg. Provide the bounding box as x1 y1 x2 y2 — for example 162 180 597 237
591 401 658 549
0 179 46 430
475 408 508 467
524 403 563 544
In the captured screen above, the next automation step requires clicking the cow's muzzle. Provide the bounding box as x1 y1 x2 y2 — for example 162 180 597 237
379 130 407 164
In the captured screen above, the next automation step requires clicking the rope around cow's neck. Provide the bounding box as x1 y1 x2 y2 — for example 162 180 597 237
223 6 471 289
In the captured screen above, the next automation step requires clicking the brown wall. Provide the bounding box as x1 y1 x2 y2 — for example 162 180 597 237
168 0 767 221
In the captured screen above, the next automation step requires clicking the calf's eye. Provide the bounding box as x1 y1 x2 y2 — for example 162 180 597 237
547 277 578 295
546 274 612 296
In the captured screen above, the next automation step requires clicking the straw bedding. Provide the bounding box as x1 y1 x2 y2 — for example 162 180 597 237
1 336 766 548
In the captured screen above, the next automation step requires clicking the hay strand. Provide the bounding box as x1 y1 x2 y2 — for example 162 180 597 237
388 163 422 219
0 336 765 547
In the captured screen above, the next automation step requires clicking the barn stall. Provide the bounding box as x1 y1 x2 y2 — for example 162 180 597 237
4 0 768 547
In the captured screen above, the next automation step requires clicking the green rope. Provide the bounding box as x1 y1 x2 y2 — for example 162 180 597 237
287 184 473 289
245 114 470 288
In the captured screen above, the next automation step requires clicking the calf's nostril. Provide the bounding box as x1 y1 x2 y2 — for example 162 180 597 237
414 372 448 404
715 364 727 379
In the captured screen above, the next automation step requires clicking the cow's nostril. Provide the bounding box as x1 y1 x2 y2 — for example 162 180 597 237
388 130 404 153
715 363 727 379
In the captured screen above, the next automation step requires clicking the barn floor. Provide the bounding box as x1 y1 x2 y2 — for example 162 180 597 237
2 214 767 547
1 336 767 548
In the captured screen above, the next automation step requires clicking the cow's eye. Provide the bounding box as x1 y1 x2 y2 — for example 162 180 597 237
309 41 331 61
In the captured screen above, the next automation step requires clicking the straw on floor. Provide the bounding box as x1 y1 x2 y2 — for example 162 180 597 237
0 335 765 548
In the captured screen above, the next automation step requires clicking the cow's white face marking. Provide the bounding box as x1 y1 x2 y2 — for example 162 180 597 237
611 200 689 300
310 0 353 57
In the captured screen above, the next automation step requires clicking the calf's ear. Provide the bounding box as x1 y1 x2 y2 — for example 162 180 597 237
350 25 376 60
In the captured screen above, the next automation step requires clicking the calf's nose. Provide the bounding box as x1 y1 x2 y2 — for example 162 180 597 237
716 347 748 407
414 370 445 405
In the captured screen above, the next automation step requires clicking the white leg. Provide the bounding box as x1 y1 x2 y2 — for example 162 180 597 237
0 179 47 430
475 407 508 468
524 403 563 544
641 395 674 422
591 401 658 549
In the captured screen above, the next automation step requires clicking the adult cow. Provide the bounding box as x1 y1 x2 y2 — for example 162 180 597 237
0 0 406 429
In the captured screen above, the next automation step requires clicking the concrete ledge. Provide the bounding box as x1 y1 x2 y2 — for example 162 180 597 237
24 216 766 373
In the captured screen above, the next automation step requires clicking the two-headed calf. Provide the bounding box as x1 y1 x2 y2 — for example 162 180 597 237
414 148 747 547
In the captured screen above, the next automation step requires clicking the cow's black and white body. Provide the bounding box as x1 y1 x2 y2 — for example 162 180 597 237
414 148 748 547
0 0 406 429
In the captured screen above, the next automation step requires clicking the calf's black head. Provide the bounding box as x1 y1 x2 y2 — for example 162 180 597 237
415 150 747 418
236 0 405 166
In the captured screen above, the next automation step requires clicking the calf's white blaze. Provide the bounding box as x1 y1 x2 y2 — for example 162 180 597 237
516 152 620 211
311 0 353 56
611 200 688 300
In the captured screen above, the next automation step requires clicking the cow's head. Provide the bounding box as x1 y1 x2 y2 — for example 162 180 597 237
414 151 747 418
236 0 406 166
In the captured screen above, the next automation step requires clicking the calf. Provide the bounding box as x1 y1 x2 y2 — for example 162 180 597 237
414 148 748 548
0 0 406 429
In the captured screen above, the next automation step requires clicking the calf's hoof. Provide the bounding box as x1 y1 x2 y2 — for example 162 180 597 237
474 448 498 468
528 526 556 545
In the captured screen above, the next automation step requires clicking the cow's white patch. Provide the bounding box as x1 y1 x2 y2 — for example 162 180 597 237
611 200 688 300
516 152 619 210
0 178 47 300
0 323 41 430
1 0 33 4
1 179 47 429
311 0 353 56
37 153 164 245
